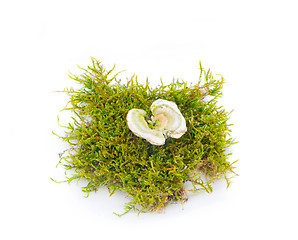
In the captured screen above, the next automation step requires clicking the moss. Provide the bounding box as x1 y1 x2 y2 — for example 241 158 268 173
54 58 237 215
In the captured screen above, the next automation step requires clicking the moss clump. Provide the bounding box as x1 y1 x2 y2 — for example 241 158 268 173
54 58 237 215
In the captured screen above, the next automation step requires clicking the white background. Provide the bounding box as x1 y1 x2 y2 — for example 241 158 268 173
1 0 297 239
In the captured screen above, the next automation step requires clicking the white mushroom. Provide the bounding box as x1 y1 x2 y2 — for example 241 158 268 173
150 99 187 139
126 109 165 145
126 99 187 145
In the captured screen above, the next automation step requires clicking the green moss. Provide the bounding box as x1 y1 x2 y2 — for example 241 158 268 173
54 58 237 215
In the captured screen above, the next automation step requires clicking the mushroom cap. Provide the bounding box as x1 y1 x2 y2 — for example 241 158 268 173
126 109 165 145
126 99 187 145
150 99 187 139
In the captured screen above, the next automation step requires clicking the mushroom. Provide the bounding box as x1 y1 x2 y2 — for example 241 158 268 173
126 99 187 145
